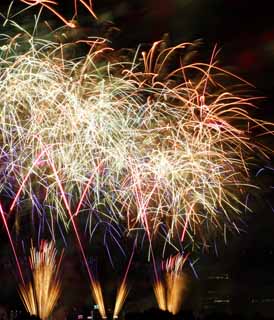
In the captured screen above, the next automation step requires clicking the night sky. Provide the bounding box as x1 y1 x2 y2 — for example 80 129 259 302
0 0 274 318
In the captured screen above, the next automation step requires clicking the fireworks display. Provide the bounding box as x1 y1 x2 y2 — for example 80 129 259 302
18 240 63 320
0 0 273 317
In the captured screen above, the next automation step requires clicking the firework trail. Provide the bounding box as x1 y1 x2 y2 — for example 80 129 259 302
18 240 63 320
0 201 25 284
18 0 96 27
0 1 273 253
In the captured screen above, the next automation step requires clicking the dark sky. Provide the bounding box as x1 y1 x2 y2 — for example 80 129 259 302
0 0 274 317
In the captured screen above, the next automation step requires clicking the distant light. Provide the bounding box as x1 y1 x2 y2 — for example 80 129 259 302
214 299 230 303
251 298 274 304
208 274 229 280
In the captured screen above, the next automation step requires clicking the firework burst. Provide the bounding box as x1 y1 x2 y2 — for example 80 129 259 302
0 4 273 251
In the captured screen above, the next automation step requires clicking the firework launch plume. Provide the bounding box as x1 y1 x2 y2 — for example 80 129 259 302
113 242 135 318
166 272 187 315
90 281 106 319
153 280 166 311
18 282 37 316
113 282 129 319
18 240 62 320
153 254 189 314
